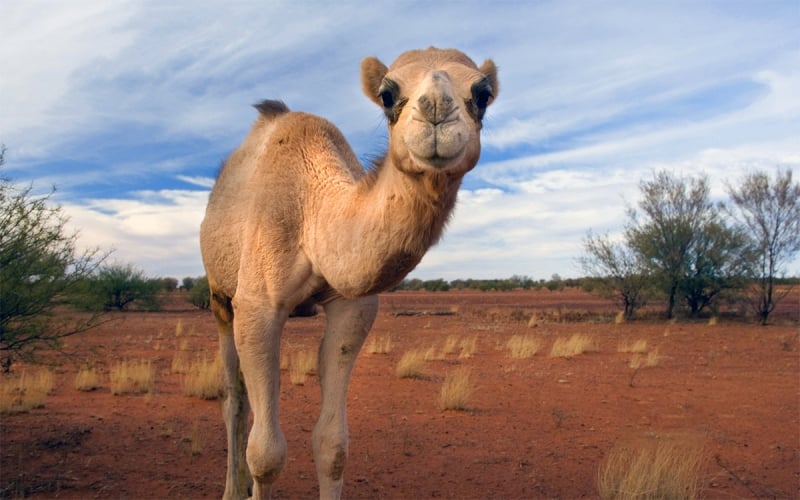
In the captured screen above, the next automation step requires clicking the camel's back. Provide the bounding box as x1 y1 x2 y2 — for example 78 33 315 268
200 101 363 297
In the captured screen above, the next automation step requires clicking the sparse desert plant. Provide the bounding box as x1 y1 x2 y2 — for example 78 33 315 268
289 349 317 386
0 368 54 413
506 334 542 359
423 346 443 361
708 316 718 326
396 349 426 379
628 348 661 387
442 335 460 355
183 354 223 399
110 359 155 395
614 311 626 324
597 434 705 500
617 339 648 354
171 347 192 374
365 333 393 354
74 365 102 391
175 319 184 337
459 335 478 359
439 367 473 410
549 334 599 358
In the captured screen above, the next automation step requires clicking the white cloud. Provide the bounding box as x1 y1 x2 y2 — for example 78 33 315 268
2 1 798 280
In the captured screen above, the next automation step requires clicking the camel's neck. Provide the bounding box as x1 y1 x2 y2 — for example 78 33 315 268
309 158 462 298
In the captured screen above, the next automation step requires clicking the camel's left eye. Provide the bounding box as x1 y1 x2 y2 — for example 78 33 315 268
472 80 493 112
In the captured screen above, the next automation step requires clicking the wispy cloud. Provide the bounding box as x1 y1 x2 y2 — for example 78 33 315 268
2 0 798 280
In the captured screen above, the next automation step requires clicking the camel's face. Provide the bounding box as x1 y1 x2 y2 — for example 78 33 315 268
362 48 498 175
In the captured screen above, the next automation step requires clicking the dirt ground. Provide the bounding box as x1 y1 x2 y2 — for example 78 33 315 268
2 288 798 499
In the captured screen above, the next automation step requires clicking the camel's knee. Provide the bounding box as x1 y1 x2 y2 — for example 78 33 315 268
313 430 348 481
246 434 287 484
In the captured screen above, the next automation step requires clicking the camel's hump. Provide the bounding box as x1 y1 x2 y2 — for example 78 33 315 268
253 100 290 119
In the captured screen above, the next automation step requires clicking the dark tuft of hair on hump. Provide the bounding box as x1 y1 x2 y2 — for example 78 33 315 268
253 100 290 118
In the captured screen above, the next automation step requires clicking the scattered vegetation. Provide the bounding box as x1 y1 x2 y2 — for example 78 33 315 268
74 365 102 392
597 434 705 500
396 349 426 379
109 359 155 395
365 333 393 354
439 367 473 411
289 349 317 386
183 354 223 399
617 339 648 354
0 368 54 413
549 334 599 358
506 334 542 359
458 335 479 359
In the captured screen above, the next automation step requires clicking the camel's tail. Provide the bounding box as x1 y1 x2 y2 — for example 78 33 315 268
253 99 289 119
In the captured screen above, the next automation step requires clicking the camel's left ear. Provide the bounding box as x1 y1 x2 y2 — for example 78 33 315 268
479 59 499 105
361 57 389 107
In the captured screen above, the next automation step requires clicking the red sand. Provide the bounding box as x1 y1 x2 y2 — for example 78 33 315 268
2 288 798 498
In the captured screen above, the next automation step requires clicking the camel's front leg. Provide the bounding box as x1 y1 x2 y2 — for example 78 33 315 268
232 297 289 500
314 295 378 500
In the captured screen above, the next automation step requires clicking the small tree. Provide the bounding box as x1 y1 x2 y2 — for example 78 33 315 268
0 153 107 370
726 168 800 324
182 276 196 291
85 263 162 311
580 231 650 319
188 276 210 309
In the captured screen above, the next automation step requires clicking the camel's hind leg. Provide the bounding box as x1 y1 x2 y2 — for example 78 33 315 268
314 295 378 499
213 297 252 500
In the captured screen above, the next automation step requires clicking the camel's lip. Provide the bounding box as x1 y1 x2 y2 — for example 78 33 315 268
409 149 466 170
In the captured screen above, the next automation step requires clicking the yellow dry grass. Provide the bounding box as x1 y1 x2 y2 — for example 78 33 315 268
439 367 473 411
506 334 543 359
110 359 155 395
458 335 479 359
396 349 426 379
0 368 54 414
441 335 460 355
365 333 393 354
183 354 223 399
629 348 661 369
617 339 648 354
549 334 599 358
74 365 102 392
597 434 705 499
289 349 317 386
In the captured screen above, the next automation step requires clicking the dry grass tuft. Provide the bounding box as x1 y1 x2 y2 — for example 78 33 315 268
0 368 55 413
549 334 600 358
506 334 542 359
458 336 479 359
396 349 426 379
289 349 317 386
365 333 393 354
441 335 461 355
74 365 103 392
708 316 718 326
629 348 661 369
439 367 473 411
183 354 223 399
110 359 155 395
614 311 626 324
597 434 705 500
617 339 648 354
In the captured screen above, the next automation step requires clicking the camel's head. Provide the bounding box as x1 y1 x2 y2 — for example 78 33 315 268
361 47 498 176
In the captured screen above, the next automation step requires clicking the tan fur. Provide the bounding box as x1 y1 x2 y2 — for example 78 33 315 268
200 47 497 499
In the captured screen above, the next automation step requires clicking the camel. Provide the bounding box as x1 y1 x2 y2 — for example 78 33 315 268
200 47 498 499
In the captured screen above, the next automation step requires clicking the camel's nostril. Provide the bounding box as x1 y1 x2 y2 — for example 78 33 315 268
417 94 455 125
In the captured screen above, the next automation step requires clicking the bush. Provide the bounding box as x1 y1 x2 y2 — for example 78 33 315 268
1 154 107 370
188 276 210 309
79 263 162 311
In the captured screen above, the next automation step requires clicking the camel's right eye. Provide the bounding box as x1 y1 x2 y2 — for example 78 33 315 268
378 79 399 109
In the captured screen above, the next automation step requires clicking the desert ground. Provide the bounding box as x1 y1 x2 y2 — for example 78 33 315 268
1 288 798 499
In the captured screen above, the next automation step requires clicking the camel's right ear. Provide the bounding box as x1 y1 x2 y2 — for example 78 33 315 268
361 57 389 107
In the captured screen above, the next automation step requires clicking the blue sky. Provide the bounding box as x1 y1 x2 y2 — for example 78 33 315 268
1 1 798 280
